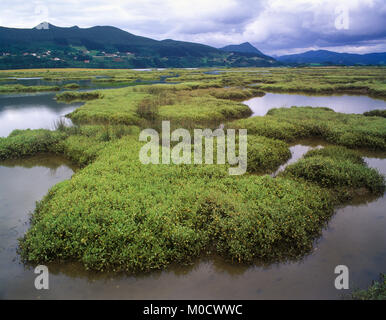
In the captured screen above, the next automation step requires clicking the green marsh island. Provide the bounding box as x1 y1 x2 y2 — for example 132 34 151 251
0 67 385 299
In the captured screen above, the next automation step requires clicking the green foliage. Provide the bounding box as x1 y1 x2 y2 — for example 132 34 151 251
351 274 386 300
303 146 365 165
232 107 386 150
0 129 66 160
51 125 139 167
18 137 336 272
363 109 386 118
65 84 253 126
247 135 291 173
0 84 60 93
209 88 265 100
2 67 385 275
56 91 103 102
66 87 147 125
63 83 81 90
230 116 303 141
159 95 252 123
281 151 385 195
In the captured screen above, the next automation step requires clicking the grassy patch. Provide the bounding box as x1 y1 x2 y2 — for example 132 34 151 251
65 85 253 126
303 146 365 165
363 109 386 118
208 88 265 100
18 136 336 271
2 67 385 275
247 135 291 173
0 84 60 93
231 107 386 150
56 91 103 102
281 148 385 196
0 129 66 160
63 83 81 90
351 274 386 300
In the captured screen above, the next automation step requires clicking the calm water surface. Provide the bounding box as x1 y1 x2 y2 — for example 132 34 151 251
244 92 386 116
0 148 385 299
0 88 385 299
0 93 81 137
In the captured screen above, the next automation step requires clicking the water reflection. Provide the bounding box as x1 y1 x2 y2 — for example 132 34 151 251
0 155 75 299
0 93 82 137
1 146 384 299
244 92 386 116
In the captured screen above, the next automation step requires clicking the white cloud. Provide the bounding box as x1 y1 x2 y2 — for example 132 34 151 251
0 0 384 55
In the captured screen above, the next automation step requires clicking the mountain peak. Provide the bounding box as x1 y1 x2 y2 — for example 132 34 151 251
219 42 267 58
34 22 52 30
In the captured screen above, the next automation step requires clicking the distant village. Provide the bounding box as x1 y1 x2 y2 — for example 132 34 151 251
1 49 135 64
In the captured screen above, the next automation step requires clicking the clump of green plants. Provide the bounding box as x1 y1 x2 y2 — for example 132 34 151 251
66 85 252 126
351 274 386 300
208 88 265 100
281 148 385 196
56 91 103 102
4 67 386 276
232 107 386 150
159 95 252 124
229 116 304 141
0 84 60 93
303 146 365 165
63 83 81 90
50 124 139 167
0 129 66 160
136 98 160 121
363 109 386 118
66 87 148 125
247 135 291 173
18 136 337 272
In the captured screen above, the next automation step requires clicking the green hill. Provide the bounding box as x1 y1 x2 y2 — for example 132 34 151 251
0 23 278 69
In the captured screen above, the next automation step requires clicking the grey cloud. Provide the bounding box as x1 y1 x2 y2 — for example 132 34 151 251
0 0 384 55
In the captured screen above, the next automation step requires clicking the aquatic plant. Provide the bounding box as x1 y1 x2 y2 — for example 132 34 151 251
363 109 386 118
232 107 386 150
351 274 386 300
0 84 60 93
56 91 103 102
0 129 66 160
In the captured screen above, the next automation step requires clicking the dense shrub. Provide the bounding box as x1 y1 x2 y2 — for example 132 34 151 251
56 91 103 102
63 83 81 90
281 155 385 195
363 109 386 118
19 137 337 272
0 84 60 93
351 274 386 300
303 146 365 165
247 135 291 173
209 88 265 100
0 129 66 160
232 107 386 150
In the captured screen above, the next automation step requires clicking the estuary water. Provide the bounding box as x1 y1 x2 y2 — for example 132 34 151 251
0 145 384 299
0 87 385 299
244 92 386 116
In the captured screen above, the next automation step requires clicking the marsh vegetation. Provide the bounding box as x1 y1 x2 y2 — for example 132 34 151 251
0 66 385 298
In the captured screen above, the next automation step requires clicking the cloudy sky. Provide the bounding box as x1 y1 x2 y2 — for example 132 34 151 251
0 0 385 55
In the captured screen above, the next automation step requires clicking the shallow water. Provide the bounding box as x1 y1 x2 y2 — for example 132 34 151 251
0 147 385 299
0 92 82 137
271 140 325 176
1 85 386 299
244 92 386 116
0 155 76 299
0 77 175 137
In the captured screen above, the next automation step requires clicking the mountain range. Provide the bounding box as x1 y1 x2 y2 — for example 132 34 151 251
276 49 386 66
219 42 269 58
0 23 277 69
0 23 384 69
